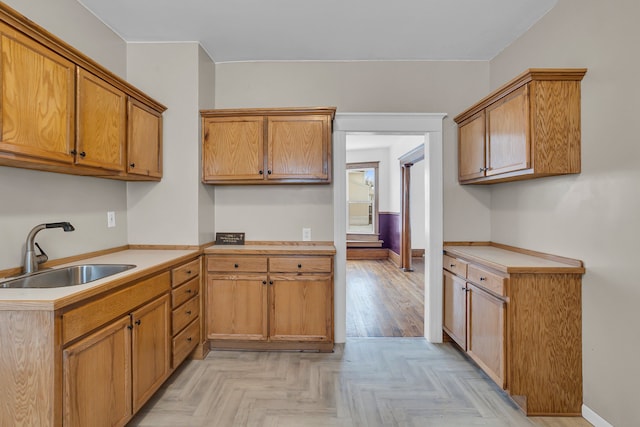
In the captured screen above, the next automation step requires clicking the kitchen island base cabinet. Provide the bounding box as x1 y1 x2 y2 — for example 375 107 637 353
443 243 584 416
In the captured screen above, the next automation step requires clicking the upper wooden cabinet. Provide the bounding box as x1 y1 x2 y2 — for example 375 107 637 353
454 69 587 184
0 3 166 180
0 21 75 166
201 107 335 184
127 98 163 179
76 69 126 172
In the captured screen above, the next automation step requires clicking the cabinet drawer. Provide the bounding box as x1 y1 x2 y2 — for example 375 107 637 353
443 254 468 278
63 272 171 344
269 256 332 273
172 259 200 287
171 276 199 308
468 265 506 296
207 255 268 273
172 318 199 368
172 296 199 335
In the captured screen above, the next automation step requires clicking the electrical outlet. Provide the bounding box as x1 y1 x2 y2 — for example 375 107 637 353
107 211 116 228
302 228 311 241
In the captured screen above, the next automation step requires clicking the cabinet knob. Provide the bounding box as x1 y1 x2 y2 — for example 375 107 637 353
79 151 86 158
461 286 466 291
186 310 192 315
450 264 455 268
262 280 267 285
187 337 192 342
269 280 273 285
186 270 192 274
130 163 135 168
70 149 77 155
259 170 264 175
267 170 272 175
135 319 141 325
480 277 487 281
297 264 302 268
186 289 192 294
234 263 239 268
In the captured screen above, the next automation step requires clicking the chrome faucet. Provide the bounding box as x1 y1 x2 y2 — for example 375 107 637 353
23 222 75 274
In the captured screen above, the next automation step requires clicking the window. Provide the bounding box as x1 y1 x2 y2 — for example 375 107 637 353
346 162 379 236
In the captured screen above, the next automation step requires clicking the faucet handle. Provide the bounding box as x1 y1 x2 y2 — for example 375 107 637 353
34 242 49 265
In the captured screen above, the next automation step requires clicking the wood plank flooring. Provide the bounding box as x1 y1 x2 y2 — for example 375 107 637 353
129 338 591 427
346 259 424 337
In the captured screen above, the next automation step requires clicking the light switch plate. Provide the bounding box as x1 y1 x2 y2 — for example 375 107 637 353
107 211 116 228
302 228 311 241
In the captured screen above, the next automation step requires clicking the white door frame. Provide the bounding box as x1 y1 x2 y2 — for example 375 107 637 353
333 112 446 343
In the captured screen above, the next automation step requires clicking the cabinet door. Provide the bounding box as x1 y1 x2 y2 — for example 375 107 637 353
467 283 506 389
486 85 530 176
131 294 171 413
458 111 486 181
206 275 268 340
0 22 75 164
443 270 467 350
269 274 333 342
128 98 162 179
202 116 264 182
76 68 126 172
267 115 330 181
62 316 132 427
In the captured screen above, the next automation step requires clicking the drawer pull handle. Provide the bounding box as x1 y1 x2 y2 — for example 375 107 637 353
234 263 239 268
450 264 455 268
297 264 302 268
135 319 141 326
480 277 487 281
186 310 192 315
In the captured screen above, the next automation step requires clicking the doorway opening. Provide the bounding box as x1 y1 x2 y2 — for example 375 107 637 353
333 112 446 344
344 135 426 337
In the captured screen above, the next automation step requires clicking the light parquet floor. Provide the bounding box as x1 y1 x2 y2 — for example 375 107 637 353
130 257 590 426
129 338 591 427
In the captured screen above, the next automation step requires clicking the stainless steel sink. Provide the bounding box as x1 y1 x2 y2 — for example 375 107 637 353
0 264 136 288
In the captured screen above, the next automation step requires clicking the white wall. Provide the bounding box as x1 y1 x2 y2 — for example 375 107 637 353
126 42 212 245
410 160 425 250
198 46 216 244
215 61 492 242
489 0 638 425
0 0 128 270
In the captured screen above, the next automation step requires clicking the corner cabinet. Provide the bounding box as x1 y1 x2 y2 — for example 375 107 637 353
442 243 585 416
0 2 166 180
201 107 335 184
205 244 335 352
454 69 587 184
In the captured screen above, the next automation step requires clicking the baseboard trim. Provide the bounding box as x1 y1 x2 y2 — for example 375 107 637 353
582 404 613 427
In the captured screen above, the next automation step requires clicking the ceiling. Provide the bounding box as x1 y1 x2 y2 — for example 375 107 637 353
78 0 557 63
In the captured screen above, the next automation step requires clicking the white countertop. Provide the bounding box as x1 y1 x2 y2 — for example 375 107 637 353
0 249 199 311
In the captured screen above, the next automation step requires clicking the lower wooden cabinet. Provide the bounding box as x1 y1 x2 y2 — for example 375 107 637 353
131 294 171 412
170 258 202 367
62 316 132 427
466 282 505 389
269 273 333 342
442 270 467 350
442 243 584 416
62 293 170 426
205 247 335 352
